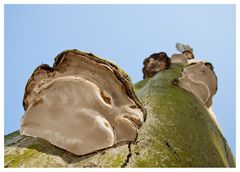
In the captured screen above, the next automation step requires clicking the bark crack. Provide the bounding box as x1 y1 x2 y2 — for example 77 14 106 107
164 140 181 161
121 142 132 168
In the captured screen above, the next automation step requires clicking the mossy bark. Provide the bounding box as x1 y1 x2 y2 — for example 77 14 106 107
4 64 235 167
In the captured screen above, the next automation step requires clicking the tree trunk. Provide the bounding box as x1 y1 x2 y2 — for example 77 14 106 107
4 63 235 167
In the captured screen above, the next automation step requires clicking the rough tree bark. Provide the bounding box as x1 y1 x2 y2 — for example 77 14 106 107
4 51 235 167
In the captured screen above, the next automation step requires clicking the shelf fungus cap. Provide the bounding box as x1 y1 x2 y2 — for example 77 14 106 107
142 52 171 79
176 62 217 108
20 50 146 155
175 43 194 60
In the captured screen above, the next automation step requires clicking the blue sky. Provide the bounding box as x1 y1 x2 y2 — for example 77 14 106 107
4 4 236 157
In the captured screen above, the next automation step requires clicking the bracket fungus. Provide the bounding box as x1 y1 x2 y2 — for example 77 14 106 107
142 52 171 79
20 50 145 156
175 62 217 108
171 43 194 64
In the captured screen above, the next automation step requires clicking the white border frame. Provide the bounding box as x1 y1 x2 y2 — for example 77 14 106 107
0 0 238 170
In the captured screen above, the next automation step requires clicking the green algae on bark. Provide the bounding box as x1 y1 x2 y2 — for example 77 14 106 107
5 132 129 168
128 64 235 167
